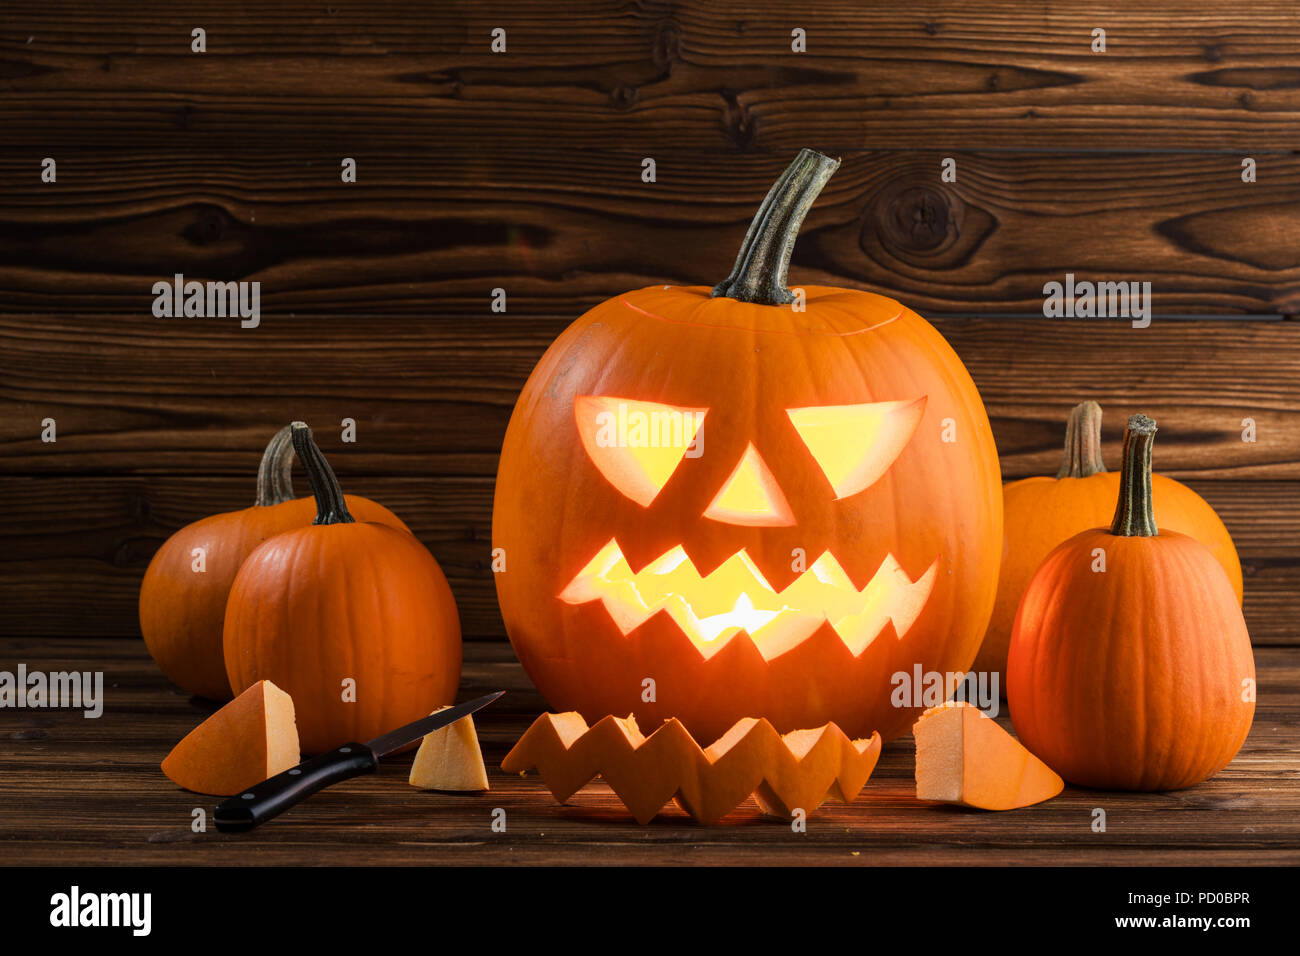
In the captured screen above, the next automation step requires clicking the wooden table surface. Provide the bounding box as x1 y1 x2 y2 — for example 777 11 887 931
2 636 1296 866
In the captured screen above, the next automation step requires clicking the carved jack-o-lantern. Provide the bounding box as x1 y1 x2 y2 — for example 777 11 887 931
493 151 1002 742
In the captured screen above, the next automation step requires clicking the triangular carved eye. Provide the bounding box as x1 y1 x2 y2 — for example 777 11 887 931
575 396 708 506
704 444 794 527
786 397 927 499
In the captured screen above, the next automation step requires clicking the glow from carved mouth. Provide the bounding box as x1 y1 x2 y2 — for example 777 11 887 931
559 539 939 661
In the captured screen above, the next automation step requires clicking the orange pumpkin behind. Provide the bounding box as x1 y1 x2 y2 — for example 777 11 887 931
974 401 1242 686
139 426 409 701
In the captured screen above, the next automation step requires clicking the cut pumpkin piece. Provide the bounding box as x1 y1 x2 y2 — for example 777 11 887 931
502 712 882 824
408 705 489 791
161 679 299 796
914 702 1063 810
752 724 882 819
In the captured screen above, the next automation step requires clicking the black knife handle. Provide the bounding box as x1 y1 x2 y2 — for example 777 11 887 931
214 743 378 833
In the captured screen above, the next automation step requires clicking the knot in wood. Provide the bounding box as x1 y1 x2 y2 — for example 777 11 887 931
879 185 952 253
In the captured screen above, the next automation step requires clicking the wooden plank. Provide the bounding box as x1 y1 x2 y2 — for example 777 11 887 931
6 2 1300 151
0 475 1294 643
0 637 1295 866
3 150 1300 316
2 316 1296 479
0 475 506 641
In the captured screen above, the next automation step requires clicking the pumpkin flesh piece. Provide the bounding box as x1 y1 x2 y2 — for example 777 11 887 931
408 706 489 791
752 725 882 818
161 679 300 796
913 702 1063 810
502 711 880 824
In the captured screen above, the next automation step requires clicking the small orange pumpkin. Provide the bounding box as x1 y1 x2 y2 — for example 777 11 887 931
223 423 462 754
139 426 409 701
1007 415 1255 791
973 401 1242 685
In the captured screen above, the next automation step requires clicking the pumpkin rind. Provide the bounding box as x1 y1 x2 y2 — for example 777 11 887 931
1007 415 1256 791
139 426 409 701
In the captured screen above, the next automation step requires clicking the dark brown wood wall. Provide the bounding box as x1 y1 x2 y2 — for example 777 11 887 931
0 1 1296 644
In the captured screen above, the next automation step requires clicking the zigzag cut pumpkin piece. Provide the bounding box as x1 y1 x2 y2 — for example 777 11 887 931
502 712 881 825
162 679 300 796
751 723 882 819
913 702 1063 810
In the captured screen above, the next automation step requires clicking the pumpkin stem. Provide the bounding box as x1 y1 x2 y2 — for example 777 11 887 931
1056 401 1107 478
712 148 840 306
1110 414 1158 537
254 426 297 507
289 422 354 525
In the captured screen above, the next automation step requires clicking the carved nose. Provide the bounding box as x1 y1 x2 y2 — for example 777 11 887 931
704 444 794 527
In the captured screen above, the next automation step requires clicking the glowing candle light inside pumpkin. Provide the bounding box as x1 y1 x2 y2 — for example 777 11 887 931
561 539 937 661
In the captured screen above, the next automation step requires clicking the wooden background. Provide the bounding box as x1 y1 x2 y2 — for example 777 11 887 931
1 1 1296 647
1 0 1298 870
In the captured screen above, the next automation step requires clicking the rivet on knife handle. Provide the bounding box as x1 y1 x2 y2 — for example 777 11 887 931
214 744 379 833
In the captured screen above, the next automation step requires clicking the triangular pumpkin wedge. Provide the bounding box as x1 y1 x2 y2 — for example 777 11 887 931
409 705 489 791
914 702 1063 810
161 679 299 796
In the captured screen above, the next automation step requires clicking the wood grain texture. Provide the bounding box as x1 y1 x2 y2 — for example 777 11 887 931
0 474 1296 643
2 313 1295 642
5 1 1300 152
0 3 1295 650
2 315 1297 478
2 150 1299 316
0 638 1295 866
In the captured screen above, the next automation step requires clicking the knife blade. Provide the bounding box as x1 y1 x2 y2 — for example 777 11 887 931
214 691 505 833
366 690 504 756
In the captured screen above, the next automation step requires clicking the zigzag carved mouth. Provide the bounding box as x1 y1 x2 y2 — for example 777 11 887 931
560 539 938 662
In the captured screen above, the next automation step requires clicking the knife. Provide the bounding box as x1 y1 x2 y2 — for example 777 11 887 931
214 691 505 833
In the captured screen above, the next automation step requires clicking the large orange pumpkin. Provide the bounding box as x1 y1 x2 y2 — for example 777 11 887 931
223 423 461 754
493 149 1003 743
1007 415 1255 790
139 425 409 701
973 401 1242 685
